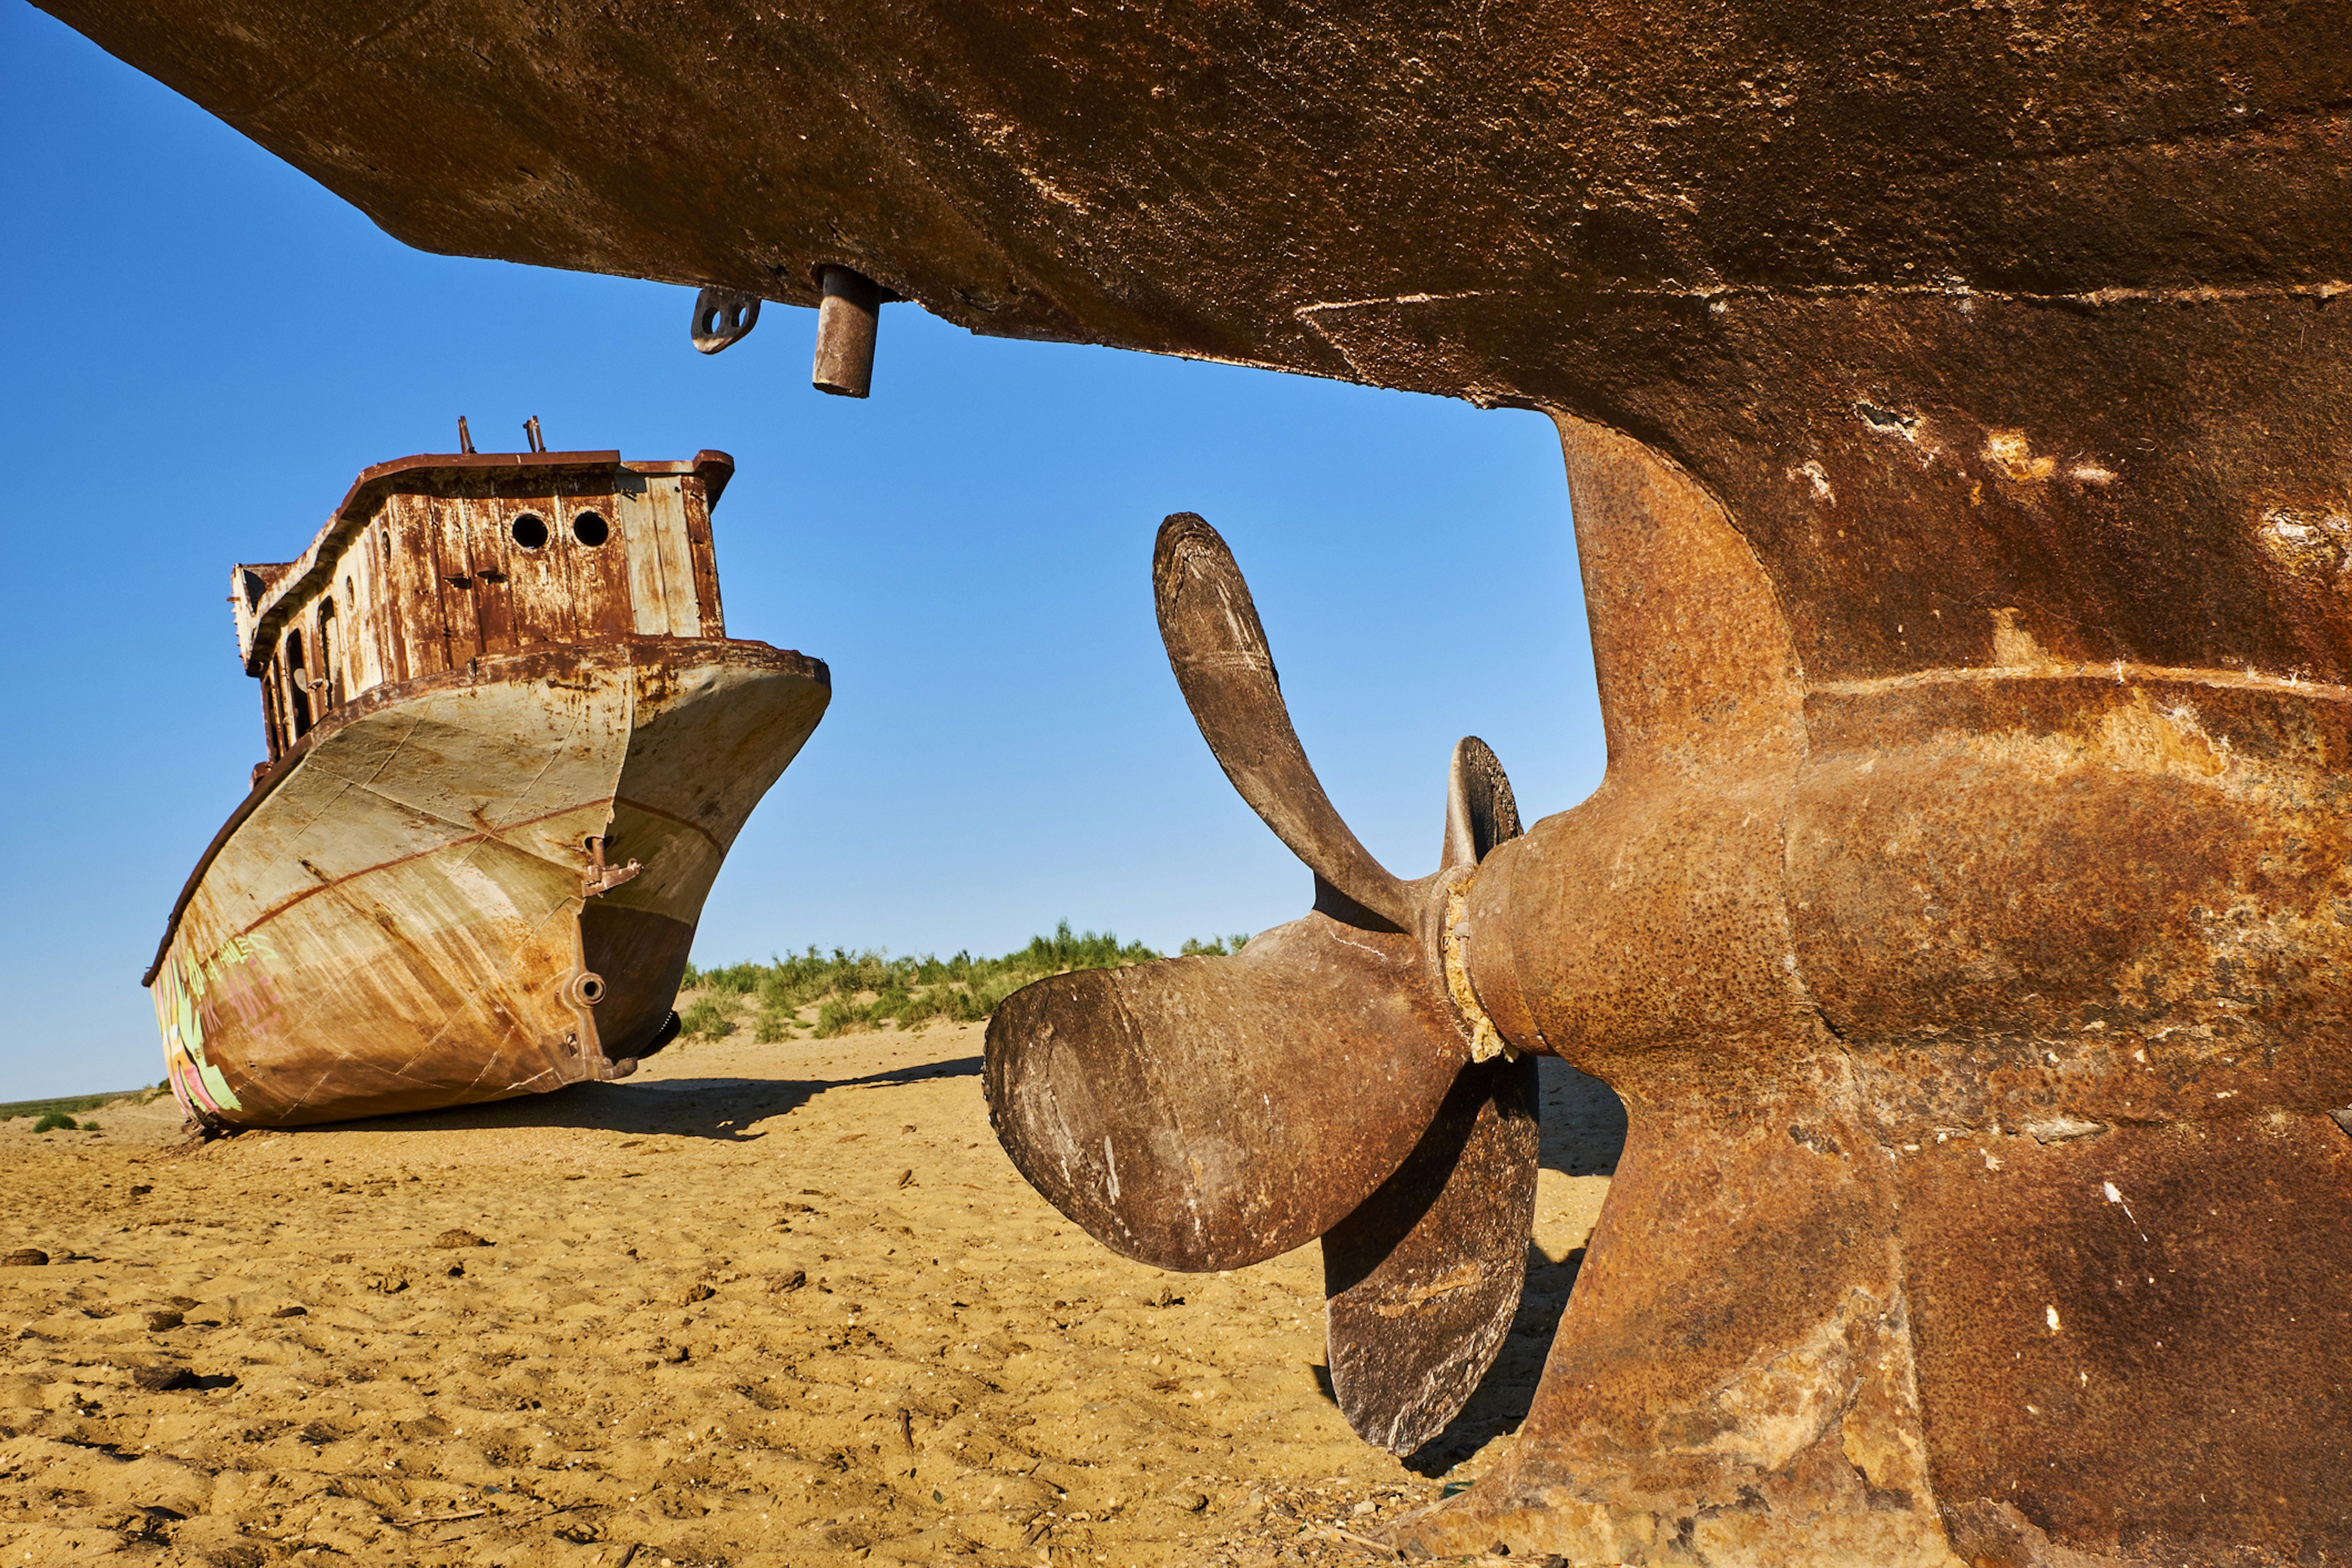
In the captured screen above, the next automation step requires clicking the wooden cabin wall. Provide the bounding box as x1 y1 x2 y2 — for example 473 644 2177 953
326 526 388 702
363 516 402 696
250 469 727 763
677 477 725 635
407 475 636 665
614 473 723 638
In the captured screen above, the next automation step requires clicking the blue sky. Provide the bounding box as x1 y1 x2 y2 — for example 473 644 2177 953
0 4 1604 1102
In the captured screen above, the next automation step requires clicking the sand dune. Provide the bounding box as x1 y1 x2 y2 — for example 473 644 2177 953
0 1020 1623 1566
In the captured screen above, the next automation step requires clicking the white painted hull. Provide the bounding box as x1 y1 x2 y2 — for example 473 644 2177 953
148 638 827 1126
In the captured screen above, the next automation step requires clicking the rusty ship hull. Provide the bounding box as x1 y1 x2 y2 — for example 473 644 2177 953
149 636 826 1128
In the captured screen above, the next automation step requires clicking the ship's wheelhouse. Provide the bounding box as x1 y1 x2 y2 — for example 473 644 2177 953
230 450 732 768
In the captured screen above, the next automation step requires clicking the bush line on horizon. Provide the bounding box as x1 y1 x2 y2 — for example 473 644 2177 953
676 921 1251 1042
1 1083 174 1133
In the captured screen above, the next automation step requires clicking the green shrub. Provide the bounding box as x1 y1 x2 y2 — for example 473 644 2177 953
0 1089 152 1123
680 921 1254 1042
678 995 738 1040
31 1112 76 1134
1180 933 1253 957
682 960 764 997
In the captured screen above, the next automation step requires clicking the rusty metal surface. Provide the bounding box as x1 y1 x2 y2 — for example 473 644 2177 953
984 912 1469 1273
1014 478 2351 1562
811 266 882 398
1154 513 1414 930
233 448 732 676
1321 734 1536 1458
153 636 828 1127
1322 1051 1538 1458
1441 737 1519 878
1899 1117 2352 1566
155 443 827 1130
990 515 1540 1449
37 4 2351 410
1397 1067 1954 1568
690 287 761 353
1412 424 2352 1564
43 2 2352 1558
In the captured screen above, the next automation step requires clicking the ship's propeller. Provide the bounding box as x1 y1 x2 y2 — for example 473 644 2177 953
986 513 1539 1453
1150 512 1415 932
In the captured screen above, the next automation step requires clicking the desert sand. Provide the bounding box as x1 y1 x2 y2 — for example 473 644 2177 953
0 1016 1625 1567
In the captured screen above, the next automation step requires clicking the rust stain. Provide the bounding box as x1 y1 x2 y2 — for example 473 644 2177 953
151 450 827 1130
607 794 725 855
993 489 2352 1566
43 2 2352 1559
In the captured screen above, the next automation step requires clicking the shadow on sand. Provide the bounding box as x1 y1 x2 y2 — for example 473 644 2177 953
292 1045 1619 1472
296 1056 986 1142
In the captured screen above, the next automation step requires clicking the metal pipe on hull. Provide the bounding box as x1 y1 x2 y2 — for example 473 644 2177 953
811 266 882 398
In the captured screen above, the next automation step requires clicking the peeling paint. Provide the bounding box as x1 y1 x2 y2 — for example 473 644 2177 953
148 451 829 1128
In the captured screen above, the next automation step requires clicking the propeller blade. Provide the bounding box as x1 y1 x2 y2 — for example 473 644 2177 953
1318 736 1535 1453
1154 513 1414 930
1443 736 1522 869
1322 1051 1540 1454
985 911 1469 1272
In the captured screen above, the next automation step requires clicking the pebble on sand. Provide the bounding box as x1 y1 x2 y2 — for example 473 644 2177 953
129 1365 197 1392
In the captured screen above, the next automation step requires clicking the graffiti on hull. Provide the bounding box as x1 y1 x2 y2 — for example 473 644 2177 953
153 930 277 1118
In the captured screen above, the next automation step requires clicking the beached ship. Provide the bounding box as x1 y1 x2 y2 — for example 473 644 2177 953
146 440 829 1128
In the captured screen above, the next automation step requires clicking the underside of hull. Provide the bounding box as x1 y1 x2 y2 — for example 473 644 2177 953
61 2 2352 1557
149 637 827 1127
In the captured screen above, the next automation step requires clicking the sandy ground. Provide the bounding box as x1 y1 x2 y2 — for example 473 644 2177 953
0 1019 1626 1567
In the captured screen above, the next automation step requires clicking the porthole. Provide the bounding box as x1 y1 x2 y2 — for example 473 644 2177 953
511 513 549 550
572 510 610 547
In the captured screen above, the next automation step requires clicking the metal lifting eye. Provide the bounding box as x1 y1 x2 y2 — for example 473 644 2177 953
690 287 761 353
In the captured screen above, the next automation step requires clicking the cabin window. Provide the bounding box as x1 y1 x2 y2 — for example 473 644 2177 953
317 601 337 707
571 510 609 546
285 628 312 739
512 513 549 550
380 525 391 562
